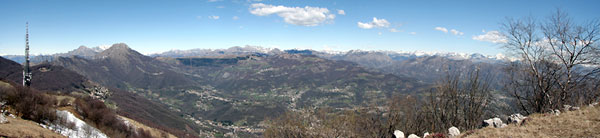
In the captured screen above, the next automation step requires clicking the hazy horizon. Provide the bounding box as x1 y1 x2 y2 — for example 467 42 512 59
2 0 599 56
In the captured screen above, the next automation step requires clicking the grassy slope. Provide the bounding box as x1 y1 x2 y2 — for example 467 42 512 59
0 116 65 138
463 105 600 138
118 115 177 138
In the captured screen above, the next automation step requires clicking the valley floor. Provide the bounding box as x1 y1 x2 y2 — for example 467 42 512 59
463 105 600 138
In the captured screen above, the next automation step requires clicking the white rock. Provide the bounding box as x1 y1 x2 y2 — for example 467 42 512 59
508 113 528 124
562 105 579 111
448 126 460 137
394 130 405 138
492 118 503 128
589 102 598 107
0 114 8 124
563 105 572 111
500 124 507 128
8 114 15 118
482 118 494 127
572 106 580 111
423 132 430 138
553 109 561 116
408 134 420 138
483 117 505 128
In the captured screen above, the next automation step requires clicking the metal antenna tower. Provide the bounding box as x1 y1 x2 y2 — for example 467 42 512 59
23 22 32 87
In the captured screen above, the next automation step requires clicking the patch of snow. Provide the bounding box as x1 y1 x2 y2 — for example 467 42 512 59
42 110 108 138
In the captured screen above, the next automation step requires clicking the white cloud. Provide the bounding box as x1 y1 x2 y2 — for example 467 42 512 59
208 0 222 2
450 29 464 35
378 32 382 35
208 15 220 20
337 10 345 15
409 32 417 35
472 30 507 43
249 3 336 26
216 6 225 8
389 28 401 32
357 17 390 29
435 27 448 33
436 27 463 36
232 16 239 20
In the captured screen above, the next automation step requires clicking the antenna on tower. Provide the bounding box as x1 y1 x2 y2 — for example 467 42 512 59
23 22 32 87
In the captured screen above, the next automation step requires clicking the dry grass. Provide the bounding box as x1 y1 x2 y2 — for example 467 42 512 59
0 115 65 138
462 105 600 138
118 115 177 138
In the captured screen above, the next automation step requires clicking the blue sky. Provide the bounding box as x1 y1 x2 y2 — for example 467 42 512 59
1 0 599 56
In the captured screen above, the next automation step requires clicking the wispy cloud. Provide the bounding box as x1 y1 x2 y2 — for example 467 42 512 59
357 17 390 29
409 32 417 35
249 3 335 26
472 30 507 43
436 27 463 36
337 10 345 15
389 28 401 32
435 27 448 33
232 16 239 20
450 29 464 35
208 15 220 20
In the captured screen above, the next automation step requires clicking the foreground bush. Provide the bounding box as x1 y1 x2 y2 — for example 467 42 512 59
74 96 152 138
0 83 57 123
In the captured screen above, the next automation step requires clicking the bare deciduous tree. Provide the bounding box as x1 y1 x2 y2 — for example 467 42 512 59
264 66 492 137
501 9 600 113
423 67 491 133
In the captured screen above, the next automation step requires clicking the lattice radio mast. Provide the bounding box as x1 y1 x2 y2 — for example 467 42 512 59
23 22 32 87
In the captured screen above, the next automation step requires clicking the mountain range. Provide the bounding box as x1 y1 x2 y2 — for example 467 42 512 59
1 43 515 136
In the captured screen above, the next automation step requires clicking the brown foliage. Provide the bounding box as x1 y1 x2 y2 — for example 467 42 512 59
0 83 57 123
73 96 155 138
264 67 492 137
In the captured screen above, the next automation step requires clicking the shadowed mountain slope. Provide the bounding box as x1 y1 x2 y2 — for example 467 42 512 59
52 43 198 90
0 56 200 137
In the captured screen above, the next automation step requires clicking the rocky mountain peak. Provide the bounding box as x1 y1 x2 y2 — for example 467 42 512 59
104 43 130 52
65 45 98 57
76 45 90 50
95 43 144 59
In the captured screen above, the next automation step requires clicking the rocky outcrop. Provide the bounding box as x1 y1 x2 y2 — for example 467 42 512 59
407 134 419 138
448 126 460 137
483 117 506 128
394 130 405 138
84 85 111 101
